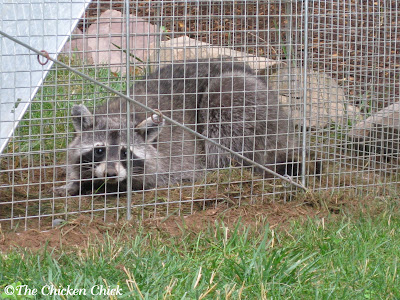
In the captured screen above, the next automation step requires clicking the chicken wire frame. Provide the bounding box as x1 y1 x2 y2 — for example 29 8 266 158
1 0 399 230
123 0 309 219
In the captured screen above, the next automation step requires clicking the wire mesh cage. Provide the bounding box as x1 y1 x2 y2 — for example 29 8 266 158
0 0 399 230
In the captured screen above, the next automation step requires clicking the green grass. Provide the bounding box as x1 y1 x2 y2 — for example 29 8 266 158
1 202 400 299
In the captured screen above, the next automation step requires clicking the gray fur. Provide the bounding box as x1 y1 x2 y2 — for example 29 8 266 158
71 104 94 132
55 60 299 196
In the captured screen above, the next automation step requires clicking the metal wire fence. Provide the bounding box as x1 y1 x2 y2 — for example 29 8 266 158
0 0 399 230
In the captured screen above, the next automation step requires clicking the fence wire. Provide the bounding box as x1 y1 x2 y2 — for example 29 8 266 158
0 0 399 230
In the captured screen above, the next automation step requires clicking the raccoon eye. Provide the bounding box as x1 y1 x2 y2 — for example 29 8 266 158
121 148 128 159
94 147 106 157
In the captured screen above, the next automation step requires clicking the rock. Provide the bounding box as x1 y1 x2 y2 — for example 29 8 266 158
71 27 83 36
62 37 93 64
85 10 158 73
52 218 65 227
348 102 400 141
347 103 400 162
148 36 279 72
61 27 93 63
269 66 361 129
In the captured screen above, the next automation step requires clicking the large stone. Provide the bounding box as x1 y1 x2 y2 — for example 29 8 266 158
348 102 400 141
269 66 361 129
148 36 279 72
347 103 400 166
61 27 93 63
348 103 400 163
86 10 158 73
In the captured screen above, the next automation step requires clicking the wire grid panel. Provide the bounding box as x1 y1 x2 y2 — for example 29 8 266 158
306 0 400 194
0 0 399 230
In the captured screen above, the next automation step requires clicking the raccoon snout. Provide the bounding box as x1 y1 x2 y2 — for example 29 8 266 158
106 167 118 178
95 162 127 182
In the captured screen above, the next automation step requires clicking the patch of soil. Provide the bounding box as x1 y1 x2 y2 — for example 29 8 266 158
144 200 322 237
0 187 393 253
0 215 113 252
0 198 328 252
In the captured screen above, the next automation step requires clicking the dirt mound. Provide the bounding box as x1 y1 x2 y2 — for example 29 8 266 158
0 215 113 252
145 201 320 236
0 200 324 252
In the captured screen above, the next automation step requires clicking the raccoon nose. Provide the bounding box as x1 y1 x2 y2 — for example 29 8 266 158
106 163 118 178
106 169 117 178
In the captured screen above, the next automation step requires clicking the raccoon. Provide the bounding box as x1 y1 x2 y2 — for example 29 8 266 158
55 60 301 196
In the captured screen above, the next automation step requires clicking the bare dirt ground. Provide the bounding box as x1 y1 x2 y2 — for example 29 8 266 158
0 200 321 252
0 189 383 252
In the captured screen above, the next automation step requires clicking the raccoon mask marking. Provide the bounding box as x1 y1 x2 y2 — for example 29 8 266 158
79 143 127 183
54 104 165 196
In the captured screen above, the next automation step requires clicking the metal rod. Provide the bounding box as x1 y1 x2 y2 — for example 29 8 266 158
301 0 309 187
124 0 132 220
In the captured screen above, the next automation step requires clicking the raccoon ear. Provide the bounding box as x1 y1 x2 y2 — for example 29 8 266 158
135 113 165 142
71 104 93 132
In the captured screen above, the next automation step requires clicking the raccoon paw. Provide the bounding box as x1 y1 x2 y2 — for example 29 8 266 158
53 185 68 197
53 183 79 197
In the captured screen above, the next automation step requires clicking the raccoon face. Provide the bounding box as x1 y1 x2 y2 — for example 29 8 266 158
68 104 165 192
79 143 130 184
